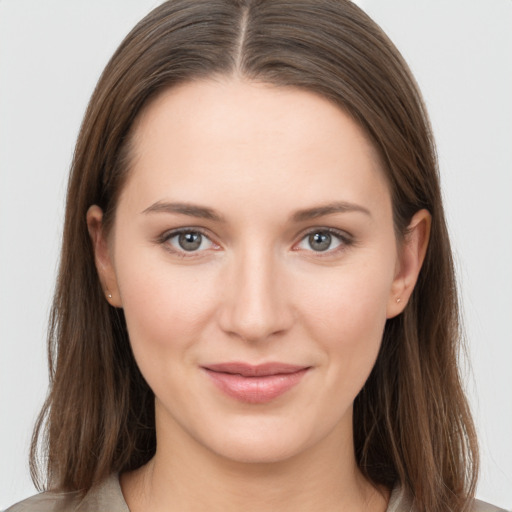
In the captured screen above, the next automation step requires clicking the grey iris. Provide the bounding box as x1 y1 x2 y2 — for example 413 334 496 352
309 232 331 251
178 232 202 251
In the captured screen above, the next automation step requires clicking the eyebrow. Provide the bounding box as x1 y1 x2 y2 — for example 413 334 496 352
291 201 372 222
142 200 371 223
142 201 225 222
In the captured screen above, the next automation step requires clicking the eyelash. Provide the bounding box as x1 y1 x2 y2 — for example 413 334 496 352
156 227 354 258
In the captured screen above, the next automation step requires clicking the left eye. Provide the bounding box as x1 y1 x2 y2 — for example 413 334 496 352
165 230 215 253
296 230 344 252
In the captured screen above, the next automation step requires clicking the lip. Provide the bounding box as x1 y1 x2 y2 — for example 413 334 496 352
202 362 310 404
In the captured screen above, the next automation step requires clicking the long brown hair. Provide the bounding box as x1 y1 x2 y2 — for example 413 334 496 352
31 1 478 510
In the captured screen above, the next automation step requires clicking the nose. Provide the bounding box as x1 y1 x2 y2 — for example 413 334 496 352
217 247 294 343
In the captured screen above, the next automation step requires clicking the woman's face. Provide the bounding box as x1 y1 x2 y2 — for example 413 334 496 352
90 79 425 465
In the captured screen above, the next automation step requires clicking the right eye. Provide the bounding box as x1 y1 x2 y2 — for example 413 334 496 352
161 229 218 255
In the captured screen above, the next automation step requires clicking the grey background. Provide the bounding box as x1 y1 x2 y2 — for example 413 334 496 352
1 0 511 508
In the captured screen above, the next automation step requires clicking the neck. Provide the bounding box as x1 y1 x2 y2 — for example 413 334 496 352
121 408 389 512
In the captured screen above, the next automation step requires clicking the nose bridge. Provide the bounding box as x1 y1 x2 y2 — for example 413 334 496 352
219 243 291 342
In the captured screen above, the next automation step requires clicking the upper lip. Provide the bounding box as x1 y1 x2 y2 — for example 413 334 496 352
202 362 309 377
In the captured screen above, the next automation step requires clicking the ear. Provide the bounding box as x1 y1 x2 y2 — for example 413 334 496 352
86 205 122 307
386 209 431 318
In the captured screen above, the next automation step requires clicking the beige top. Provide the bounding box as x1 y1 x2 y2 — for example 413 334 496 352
5 474 506 512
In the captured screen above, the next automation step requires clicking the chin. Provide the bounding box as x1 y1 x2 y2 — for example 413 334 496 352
210 434 310 465
192 413 328 466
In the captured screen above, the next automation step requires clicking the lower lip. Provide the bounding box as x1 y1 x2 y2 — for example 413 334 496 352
203 368 309 404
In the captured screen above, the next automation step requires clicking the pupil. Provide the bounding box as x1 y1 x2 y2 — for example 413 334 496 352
309 232 331 251
178 232 202 251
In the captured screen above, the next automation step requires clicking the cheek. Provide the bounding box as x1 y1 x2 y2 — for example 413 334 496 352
301 259 392 331
295 257 395 386
114 250 219 365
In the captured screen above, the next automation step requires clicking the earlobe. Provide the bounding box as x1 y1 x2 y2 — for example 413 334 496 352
86 205 122 307
386 209 431 318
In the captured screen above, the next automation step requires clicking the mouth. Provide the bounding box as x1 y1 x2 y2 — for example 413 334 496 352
201 362 311 404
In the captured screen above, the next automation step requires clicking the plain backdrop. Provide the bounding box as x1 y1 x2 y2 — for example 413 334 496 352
1 0 511 509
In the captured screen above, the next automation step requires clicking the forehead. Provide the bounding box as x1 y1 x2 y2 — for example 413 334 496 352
120 78 391 219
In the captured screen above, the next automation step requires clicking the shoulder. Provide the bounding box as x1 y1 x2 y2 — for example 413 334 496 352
388 486 508 512
472 498 509 512
5 490 82 512
4 474 129 512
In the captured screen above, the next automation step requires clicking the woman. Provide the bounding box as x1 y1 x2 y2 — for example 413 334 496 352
6 1 505 511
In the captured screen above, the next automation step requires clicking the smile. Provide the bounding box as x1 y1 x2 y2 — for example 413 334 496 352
202 362 311 404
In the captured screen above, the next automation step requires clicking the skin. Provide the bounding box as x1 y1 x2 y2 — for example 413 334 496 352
88 78 430 512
